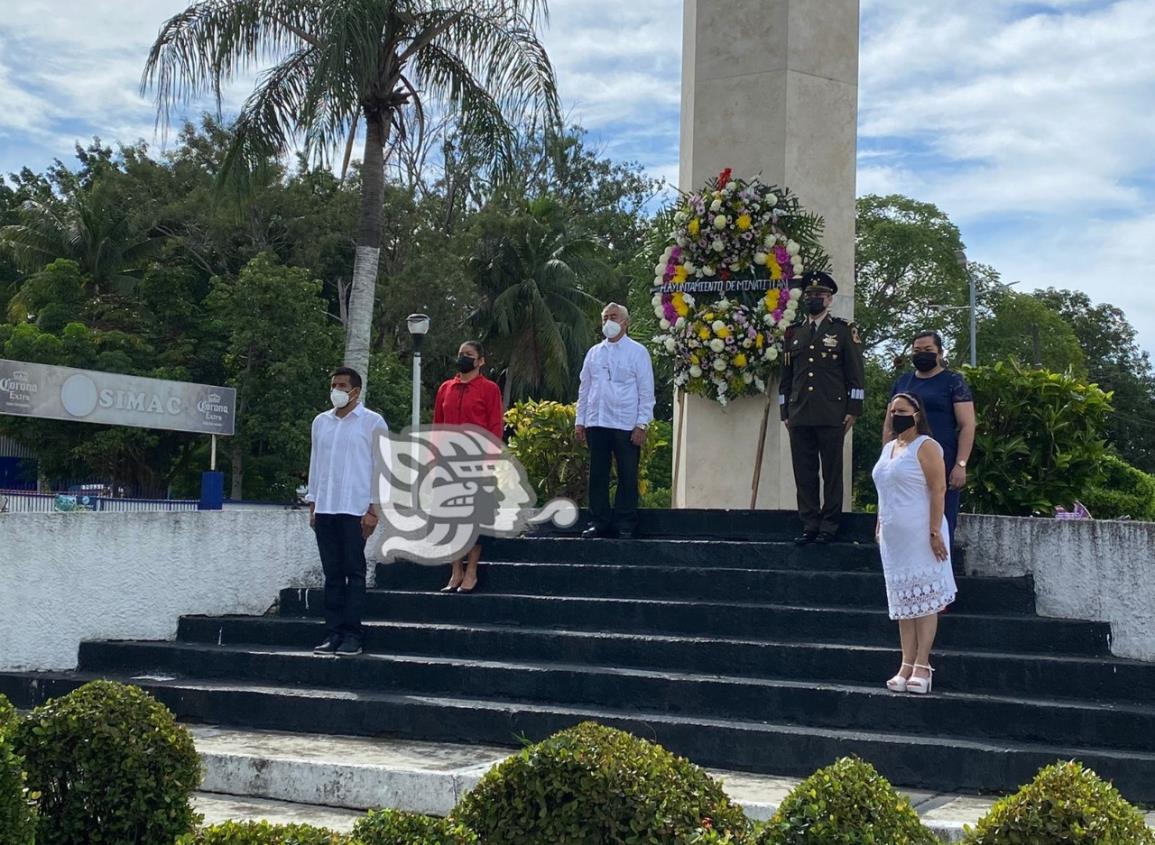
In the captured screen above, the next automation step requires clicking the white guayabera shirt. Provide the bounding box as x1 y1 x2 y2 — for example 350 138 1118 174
305 402 389 516
576 335 656 432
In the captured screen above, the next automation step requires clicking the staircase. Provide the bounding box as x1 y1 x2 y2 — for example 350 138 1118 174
3 510 1155 802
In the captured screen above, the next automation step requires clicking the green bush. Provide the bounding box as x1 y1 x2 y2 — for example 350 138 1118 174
965 361 1112 515
963 760 1155 844
0 693 17 734
352 807 477 844
13 680 202 845
0 728 36 845
757 756 937 845
1081 453 1155 521
178 820 349 844
455 721 749 845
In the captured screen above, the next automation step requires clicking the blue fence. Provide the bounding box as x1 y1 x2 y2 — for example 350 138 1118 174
0 490 199 514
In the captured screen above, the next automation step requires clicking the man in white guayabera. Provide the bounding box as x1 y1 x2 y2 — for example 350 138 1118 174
305 367 389 657
575 302 656 539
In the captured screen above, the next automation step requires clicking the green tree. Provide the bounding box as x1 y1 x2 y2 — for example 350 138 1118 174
1033 288 1155 473
143 0 561 386
854 194 970 357
976 288 1086 376
207 253 340 499
468 197 606 403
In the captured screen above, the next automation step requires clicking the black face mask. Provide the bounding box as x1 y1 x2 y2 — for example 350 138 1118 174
912 351 939 373
457 356 477 374
892 414 917 434
805 298 826 315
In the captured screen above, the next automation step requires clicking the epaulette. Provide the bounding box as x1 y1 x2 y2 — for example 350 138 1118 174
830 315 850 325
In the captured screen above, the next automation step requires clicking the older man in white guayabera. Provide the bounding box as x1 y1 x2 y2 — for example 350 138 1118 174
575 302 656 539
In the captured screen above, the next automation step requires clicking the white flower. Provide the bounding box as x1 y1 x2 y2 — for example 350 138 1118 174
651 293 662 306
754 377 766 392
674 211 687 224
764 314 775 325
654 263 666 275
684 262 696 273
754 251 767 266
710 199 723 212
676 236 688 247
683 294 696 306
664 337 676 353
723 181 736 193
767 347 780 361
742 372 754 384
689 364 703 378
713 358 728 371
713 215 727 229
712 239 725 252
709 338 725 353
662 245 673 259
792 255 804 268
786 240 800 256
675 317 686 329
659 319 671 330
789 288 802 300
718 395 729 406
764 236 776 248
711 320 726 333
742 338 753 349
701 267 713 278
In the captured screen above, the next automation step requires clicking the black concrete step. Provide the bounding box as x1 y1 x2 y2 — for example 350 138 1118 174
544 508 878 543
75 640 1155 754
176 616 1155 706
278 589 1110 656
2 671 1153 803
374 562 1032 614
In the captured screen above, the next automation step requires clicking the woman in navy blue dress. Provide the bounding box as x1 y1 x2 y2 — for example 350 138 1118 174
883 331 976 541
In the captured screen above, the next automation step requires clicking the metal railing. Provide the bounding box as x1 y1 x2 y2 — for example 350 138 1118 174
0 490 199 514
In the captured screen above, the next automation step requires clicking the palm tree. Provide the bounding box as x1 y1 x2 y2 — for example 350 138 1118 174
142 0 560 385
470 197 608 403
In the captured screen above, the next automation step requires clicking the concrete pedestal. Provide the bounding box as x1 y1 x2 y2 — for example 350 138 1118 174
675 0 859 509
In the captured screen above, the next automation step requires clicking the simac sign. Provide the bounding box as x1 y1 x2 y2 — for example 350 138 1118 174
0 359 235 436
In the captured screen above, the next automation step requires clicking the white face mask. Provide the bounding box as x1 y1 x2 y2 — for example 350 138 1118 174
330 388 351 409
602 320 622 340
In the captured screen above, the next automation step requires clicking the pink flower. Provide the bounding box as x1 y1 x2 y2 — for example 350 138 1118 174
773 309 784 322
663 302 678 323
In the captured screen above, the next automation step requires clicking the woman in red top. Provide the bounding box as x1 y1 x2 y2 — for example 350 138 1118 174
433 340 505 592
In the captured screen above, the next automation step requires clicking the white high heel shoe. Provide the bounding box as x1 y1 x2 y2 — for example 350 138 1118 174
907 663 934 695
886 662 914 692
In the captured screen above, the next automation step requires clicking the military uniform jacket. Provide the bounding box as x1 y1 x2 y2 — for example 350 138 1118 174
779 315 866 426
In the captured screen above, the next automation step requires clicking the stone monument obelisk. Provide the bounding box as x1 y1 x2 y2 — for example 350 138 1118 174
673 0 859 510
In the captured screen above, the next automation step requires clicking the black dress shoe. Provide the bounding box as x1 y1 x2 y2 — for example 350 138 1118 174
815 531 837 544
793 532 818 546
618 529 637 540
336 636 363 657
313 634 342 655
581 526 614 538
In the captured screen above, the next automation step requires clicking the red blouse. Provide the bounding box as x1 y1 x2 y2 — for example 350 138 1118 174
433 374 504 440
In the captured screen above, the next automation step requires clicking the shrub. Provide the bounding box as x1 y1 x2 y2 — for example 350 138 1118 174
178 820 350 844
1081 453 1155 521
13 680 202 845
0 693 17 734
965 361 1112 516
963 760 1155 845
0 729 36 845
352 808 477 844
454 721 749 845
757 756 937 845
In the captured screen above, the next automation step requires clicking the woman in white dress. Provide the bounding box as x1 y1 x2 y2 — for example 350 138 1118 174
872 392 957 694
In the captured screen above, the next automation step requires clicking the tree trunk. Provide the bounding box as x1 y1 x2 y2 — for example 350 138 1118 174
230 445 244 500
344 109 388 389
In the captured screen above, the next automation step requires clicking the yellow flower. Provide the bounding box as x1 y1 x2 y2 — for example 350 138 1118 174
705 312 715 321
672 293 689 317
733 353 748 368
755 333 765 349
673 265 688 284
768 259 782 281
688 218 700 236
736 213 752 231
698 327 711 341
715 326 731 339
690 353 700 365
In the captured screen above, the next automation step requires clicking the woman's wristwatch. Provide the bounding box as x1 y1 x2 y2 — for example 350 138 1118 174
956 459 968 468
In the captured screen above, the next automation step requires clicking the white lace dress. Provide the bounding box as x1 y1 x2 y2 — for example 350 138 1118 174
872 434 957 620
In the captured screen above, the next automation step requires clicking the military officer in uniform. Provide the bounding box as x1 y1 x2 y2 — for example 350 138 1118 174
779 271 865 544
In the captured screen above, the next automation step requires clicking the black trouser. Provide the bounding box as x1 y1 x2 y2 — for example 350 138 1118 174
789 424 845 535
312 513 367 639
587 426 641 533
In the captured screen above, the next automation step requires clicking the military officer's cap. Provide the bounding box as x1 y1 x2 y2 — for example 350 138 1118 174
794 270 838 296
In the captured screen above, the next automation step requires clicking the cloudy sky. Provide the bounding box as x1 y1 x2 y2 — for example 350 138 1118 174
2 0 1153 355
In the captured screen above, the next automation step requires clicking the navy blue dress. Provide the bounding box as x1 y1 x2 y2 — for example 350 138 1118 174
889 369 974 539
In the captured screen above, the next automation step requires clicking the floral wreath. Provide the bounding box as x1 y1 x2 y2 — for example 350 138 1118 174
650 169 831 405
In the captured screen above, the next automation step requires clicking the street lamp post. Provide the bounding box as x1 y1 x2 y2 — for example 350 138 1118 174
955 250 977 367
406 314 430 429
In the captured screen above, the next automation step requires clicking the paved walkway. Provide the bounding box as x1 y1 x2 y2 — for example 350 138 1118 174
189 725 1155 843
